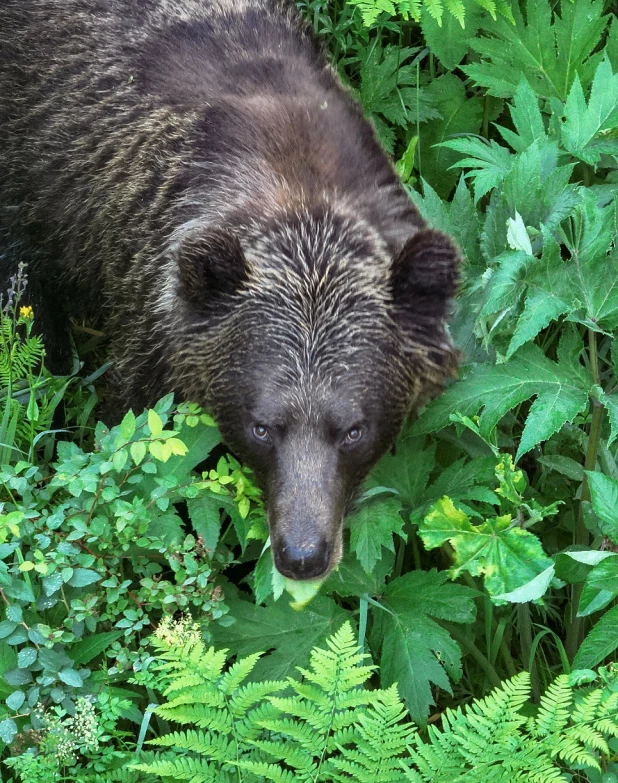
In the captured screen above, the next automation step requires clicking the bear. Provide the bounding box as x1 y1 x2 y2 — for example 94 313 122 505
0 0 459 580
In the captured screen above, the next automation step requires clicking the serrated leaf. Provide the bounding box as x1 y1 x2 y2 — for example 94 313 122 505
147 409 163 438
574 604 618 669
420 2 482 70
578 557 618 617
586 471 618 542
0 718 17 744
210 591 347 683
562 59 618 164
17 648 37 669
506 291 571 359
413 344 591 459
5 691 24 711
417 73 483 197
419 497 553 601
494 565 555 603
375 570 476 724
349 496 405 574
58 668 83 688
68 568 101 588
464 0 608 100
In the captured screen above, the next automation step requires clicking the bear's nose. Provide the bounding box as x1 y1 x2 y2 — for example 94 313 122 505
274 537 331 580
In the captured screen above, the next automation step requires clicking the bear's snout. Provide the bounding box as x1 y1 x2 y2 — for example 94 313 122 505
273 534 332 580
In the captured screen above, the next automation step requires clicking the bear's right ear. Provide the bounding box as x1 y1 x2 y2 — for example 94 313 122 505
176 228 247 310
390 228 460 322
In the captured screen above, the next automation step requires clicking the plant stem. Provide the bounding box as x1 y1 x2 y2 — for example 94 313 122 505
518 604 539 702
565 328 605 662
441 622 502 688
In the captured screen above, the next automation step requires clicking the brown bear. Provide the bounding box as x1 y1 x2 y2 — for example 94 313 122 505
0 0 459 580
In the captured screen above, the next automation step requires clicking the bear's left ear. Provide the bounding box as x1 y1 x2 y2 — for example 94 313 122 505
390 229 460 320
176 228 248 313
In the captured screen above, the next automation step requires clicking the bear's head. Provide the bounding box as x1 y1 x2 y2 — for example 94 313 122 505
172 208 459 580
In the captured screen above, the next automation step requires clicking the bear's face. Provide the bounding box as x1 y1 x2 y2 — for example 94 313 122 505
174 212 459 580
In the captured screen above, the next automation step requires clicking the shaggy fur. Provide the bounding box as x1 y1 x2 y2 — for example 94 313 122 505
0 0 460 579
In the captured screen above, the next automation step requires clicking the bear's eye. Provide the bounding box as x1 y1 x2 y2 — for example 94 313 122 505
344 427 363 445
253 424 271 443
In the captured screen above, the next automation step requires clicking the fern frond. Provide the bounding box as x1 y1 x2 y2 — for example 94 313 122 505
235 760 298 783
148 729 234 759
155 703 232 731
219 652 262 694
532 675 572 737
130 754 221 782
229 680 285 716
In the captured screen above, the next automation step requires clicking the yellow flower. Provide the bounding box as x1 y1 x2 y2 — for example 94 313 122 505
19 305 33 319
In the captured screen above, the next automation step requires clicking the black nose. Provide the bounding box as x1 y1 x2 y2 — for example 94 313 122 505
274 537 331 580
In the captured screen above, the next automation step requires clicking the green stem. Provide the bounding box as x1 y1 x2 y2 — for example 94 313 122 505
441 622 502 689
565 328 604 662
518 604 539 702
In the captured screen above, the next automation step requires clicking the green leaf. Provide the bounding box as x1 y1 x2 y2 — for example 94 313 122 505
417 73 483 197
440 136 513 202
147 409 163 438
562 59 618 164
375 570 476 724
419 497 553 600
574 604 618 669
324 550 395 598
16 648 37 669
130 440 147 466
5 691 24 711
119 409 136 441
71 631 123 665
68 568 101 588
349 496 405 574
58 668 84 688
413 344 592 459
211 591 347 683
494 565 555 603
420 2 481 70
0 718 17 745
578 556 618 617
586 471 618 542
464 0 608 100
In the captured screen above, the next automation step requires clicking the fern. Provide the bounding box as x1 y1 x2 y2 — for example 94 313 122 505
346 0 512 27
134 622 618 783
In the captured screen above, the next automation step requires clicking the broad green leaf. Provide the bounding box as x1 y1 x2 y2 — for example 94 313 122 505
440 136 512 202
324 550 395 598
16 648 37 669
579 557 618 617
497 79 547 153
68 568 101 588
420 2 482 70
58 668 84 688
0 718 17 744
375 570 476 724
119 409 136 441
506 212 532 255
349 496 405 574
419 497 553 600
370 432 435 506
494 565 555 603
598 388 618 447
562 59 618 165
409 177 481 266
417 73 483 198
71 631 123 665
537 455 584 482
506 292 570 359
464 0 608 100
413 344 592 459
586 471 618 542
211 591 347 683
574 604 618 669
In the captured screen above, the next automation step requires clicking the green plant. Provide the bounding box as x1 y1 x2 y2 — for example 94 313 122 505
130 620 618 782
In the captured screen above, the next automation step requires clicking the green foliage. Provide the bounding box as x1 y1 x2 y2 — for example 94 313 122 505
6 0 618 778
132 622 618 783
347 0 512 28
